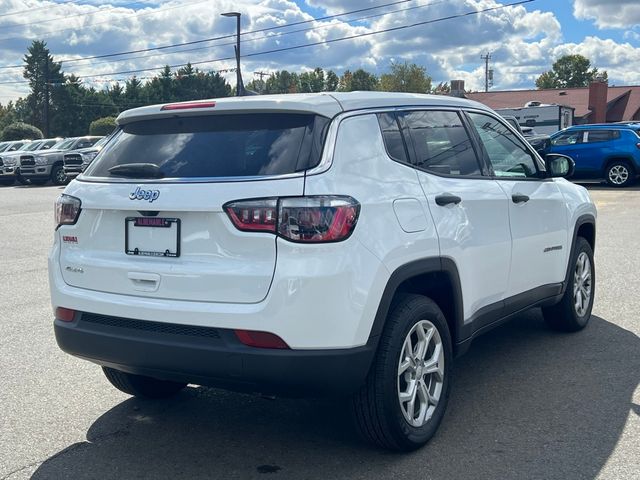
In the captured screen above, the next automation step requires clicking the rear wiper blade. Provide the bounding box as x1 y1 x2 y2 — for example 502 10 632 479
108 163 164 179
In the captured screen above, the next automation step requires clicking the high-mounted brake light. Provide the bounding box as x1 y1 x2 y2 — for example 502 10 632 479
55 194 81 228
224 196 360 243
161 101 216 111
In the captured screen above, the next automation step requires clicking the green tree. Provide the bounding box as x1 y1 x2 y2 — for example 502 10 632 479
536 54 608 89
339 69 378 91
124 76 147 108
0 102 18 132
299 68 326 93
325 70 339 91
379 62 431 93
146 65 175 103
22 40 64 135
89 116 117 135
1 122 43 141
107 82 126 110
264 70 300 94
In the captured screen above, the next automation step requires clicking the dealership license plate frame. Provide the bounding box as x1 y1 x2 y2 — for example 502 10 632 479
125 217 181 257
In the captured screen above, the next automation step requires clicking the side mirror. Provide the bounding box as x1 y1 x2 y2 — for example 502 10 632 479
545 153 575 178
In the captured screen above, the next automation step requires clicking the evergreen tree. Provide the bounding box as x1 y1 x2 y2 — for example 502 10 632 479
22 40 64 134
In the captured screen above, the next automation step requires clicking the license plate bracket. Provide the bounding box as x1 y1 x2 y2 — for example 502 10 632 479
125 217 180 257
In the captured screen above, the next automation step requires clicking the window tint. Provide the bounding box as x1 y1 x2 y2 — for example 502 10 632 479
400 110 481 176
22 141 44 151
551 131 582 146
86 114 329 179
468 112 539 179
585 130 619 143
377 113 408 163
53 139 76 150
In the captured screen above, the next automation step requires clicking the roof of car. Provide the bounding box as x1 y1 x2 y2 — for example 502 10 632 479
116 92 492 125
561 123 640 131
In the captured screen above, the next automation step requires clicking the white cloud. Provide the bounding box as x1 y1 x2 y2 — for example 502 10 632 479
573 0 640 29
550 36 640 85
0 0 639 105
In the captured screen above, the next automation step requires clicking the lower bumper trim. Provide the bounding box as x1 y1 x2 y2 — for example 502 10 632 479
54 312 375 397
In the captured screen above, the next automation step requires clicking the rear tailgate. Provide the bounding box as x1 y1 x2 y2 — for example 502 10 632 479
55 102 341 304
58 179 303 303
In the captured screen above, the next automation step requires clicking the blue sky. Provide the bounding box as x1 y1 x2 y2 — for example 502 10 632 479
0 0 639 102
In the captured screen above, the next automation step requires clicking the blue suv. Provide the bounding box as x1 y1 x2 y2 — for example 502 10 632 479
547 123 640 187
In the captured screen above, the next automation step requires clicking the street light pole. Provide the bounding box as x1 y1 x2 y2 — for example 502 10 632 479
221 11 243 96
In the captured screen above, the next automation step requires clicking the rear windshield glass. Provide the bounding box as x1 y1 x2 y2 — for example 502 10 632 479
85 113 329 179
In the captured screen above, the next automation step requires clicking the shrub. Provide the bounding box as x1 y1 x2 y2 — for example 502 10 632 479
89 116 117 136
1 122 43 141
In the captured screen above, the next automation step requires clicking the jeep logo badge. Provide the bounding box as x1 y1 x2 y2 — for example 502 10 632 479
129 186 160 203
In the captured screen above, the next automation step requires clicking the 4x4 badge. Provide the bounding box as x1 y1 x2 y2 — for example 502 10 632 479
129 186 160 203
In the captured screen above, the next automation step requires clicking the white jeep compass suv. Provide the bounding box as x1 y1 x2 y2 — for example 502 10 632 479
49 92 596 451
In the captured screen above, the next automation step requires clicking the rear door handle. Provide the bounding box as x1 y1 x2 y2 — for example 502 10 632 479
435 194 462 206
512 193 530 204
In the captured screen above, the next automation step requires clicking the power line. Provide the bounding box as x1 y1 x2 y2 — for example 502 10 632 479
43 0 449 70
88 0 537 80
0 0 416 68
0 0 535 86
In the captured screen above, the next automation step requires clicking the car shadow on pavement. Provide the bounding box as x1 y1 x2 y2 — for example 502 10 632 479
31 311 639 480
578 182 640 191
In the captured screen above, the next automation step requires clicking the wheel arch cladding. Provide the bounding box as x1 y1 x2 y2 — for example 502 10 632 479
368 258 464 355
605 157 636 174
576 221 595 252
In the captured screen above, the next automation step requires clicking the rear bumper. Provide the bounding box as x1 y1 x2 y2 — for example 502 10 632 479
54 312 375 397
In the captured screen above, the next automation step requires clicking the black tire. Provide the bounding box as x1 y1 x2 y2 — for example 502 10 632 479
15 174 29 185
542 237 595 332
51 165 68 186
605 160 634 187
102 367 187 399
351 294 453 451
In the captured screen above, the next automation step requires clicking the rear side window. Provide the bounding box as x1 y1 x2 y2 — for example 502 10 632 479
377 113 409 163
85 113 329 179
400 110 481 176
584 130 620 143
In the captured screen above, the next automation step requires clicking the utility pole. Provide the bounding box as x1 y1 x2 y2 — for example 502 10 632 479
254 71 269 93
44 55 50 137
481 52 491 93
221 12 244 96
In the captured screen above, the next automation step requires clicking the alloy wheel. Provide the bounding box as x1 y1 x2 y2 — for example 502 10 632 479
608 165 629 185
397 320 444 427
573 252 592 317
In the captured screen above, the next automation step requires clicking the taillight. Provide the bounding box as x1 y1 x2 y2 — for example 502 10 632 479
224 198 278 232
55 194 81 228
224 196 360 243
278 196 360 243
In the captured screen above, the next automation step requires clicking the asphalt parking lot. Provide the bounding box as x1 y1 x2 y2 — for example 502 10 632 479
0 183 638 480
